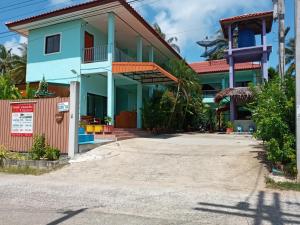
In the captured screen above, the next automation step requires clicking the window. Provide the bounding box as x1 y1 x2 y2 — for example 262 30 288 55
45 34 61 54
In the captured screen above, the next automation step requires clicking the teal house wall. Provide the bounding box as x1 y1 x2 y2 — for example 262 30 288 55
27 20 83 84
200 69 260 104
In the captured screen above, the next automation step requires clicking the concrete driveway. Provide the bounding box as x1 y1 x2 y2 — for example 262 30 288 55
0 133 299 225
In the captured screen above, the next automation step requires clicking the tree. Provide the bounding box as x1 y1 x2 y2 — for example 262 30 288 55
285 38 295 76
0 74 21 99
11 43 27 84
142 59 205 132
153 23 181 53
0 44 13 75
249 75 296 176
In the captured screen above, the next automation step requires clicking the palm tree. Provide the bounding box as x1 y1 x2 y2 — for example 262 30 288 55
285 38 295 76
0 44 13 75
153 23 180 53
11 43 27 84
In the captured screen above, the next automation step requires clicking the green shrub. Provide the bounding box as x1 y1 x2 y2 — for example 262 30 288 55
45 145 60 161
249 74 296 176
0 145 9 162
29 134 46 160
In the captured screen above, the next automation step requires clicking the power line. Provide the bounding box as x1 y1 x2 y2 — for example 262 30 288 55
0 0 45 14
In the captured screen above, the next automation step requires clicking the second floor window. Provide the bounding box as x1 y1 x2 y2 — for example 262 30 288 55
45 34 61 54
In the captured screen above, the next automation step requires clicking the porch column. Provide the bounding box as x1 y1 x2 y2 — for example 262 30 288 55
137 36 143 62
107 12 115 124
221 78 226 90
228 24 235 121
262 18 268 81
149 46 154 62
137 83 143 128
253 72 257 85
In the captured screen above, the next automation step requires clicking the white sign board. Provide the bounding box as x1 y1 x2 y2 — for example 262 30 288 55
58 102 69 112
11 104 34 137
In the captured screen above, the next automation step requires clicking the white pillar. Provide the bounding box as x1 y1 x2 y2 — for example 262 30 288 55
68 81 80 158
137 83 143 128
107 12 115 125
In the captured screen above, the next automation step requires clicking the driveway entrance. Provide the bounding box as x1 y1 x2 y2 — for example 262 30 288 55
0 133 299 225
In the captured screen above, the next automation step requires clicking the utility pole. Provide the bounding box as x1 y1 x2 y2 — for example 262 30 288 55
278 0 286 78
295 0 300 182
273 0 286 78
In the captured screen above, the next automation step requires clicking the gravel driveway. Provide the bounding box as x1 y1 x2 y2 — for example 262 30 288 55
0 133 299 225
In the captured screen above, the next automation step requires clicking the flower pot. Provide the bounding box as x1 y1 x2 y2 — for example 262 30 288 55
226 128 233 134
104 125 113 133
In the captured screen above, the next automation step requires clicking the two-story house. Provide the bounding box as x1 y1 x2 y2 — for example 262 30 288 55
6 0 180 128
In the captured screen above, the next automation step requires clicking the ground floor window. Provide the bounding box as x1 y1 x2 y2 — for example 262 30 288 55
87 93 107 120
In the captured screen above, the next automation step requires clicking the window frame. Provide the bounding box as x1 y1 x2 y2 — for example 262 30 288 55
44 33 62 55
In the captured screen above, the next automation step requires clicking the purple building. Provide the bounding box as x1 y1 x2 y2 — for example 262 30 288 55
220 11 274 121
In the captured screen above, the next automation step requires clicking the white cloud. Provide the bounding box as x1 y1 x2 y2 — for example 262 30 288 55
49 0 72 5
4 36 27 56
135 0 272 62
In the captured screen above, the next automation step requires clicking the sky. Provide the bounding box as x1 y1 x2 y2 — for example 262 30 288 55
0 0 296 68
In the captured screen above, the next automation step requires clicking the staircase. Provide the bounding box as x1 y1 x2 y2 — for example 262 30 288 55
113 128 150 141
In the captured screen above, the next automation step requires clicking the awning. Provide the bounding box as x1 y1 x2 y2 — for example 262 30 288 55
112 62 178 84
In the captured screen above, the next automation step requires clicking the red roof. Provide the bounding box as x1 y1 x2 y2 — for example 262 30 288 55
190 59 261 75
220 11 273 24
220 11 273 38
6 0 182 61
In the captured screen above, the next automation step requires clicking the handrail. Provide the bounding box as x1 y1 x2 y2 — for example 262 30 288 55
83 45 137 63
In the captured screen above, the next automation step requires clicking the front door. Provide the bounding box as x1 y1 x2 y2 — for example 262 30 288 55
84 32 94 63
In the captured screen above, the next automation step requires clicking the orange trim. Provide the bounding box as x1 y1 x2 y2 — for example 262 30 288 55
112 62 178 83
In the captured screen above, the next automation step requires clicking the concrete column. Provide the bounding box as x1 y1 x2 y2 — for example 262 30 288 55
253 72 257 85
137 83 143 128
221 78 226 90
148 46 154 62
137 36 143 62
108 12 115 63
262 18 268 81
68 81 80 158
228 24 235 121
107 12 115 125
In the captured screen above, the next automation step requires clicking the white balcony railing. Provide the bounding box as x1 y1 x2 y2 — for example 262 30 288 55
83 46 136 63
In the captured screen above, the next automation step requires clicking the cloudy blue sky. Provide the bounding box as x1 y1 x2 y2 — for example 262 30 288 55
0 0 295 68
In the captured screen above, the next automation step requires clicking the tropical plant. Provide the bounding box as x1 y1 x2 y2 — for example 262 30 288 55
0 74 21 99
104 116 112 125
142 59 205 132
249 74 296 176
10 43 27 84
45 145 60 161
285 38 295 76
0 44 13 75
30 134 46 160
153 23 180 53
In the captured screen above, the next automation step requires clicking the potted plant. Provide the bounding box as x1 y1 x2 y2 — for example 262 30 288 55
103 116 113 133
226 121 234 134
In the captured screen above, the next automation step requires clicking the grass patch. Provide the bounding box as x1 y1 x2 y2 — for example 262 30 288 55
0 166 49 175
266 177 300 192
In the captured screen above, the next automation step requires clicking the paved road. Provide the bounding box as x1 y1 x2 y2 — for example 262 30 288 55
0 133 299 225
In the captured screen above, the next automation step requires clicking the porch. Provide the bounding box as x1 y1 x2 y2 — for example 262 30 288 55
79 62 178 132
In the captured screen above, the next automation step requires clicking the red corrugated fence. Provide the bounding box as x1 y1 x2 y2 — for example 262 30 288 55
0 97 69 154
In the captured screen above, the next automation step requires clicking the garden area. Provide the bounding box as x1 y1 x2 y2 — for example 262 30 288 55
0 134 67 175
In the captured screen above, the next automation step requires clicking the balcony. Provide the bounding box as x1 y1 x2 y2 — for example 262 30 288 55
82 45 136 64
